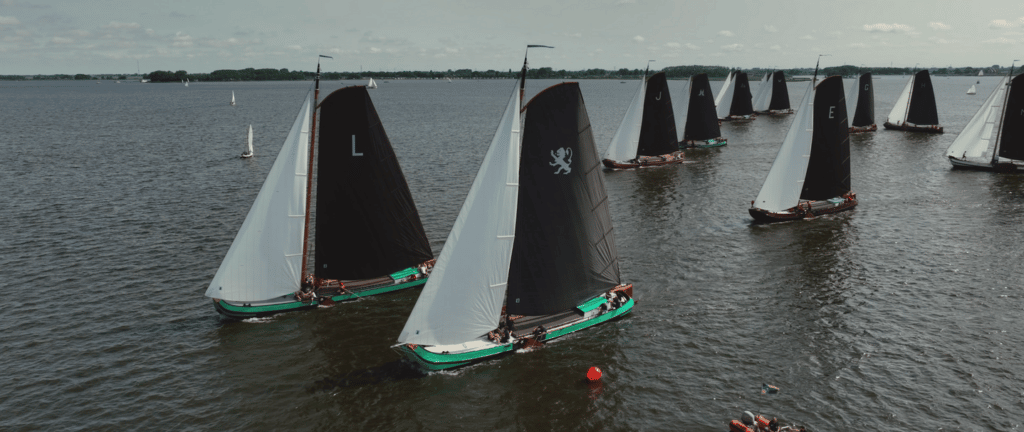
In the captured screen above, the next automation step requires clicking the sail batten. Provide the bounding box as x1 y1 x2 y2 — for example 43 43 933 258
206 93 312 302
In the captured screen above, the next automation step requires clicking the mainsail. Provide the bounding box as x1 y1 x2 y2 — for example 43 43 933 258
801 76 851 200
846 73 875 127
206 93 311 301
507 83 621 316
636 71 679 156
752 72 772 112
719 72 754 118
997 74 1024 160
682 74 722 142
603 77 646 163
753 71 791 112
314 86 432 281
398 82 522 346
245 125 253 155
905 70 939 125
945 76 1008 161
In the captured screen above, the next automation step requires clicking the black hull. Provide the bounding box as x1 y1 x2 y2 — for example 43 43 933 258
948 156 1024 172
602 151 685 169
883 122 943 134
849 124 877 133
749 198 858 223
680 137 727 149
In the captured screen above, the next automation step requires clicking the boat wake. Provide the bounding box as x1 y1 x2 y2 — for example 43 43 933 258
242 316 275 324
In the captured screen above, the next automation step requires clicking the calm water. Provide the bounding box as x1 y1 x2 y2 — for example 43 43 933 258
1 75 1022 431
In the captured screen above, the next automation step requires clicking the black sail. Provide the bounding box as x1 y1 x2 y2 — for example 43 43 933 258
851 73 875 127
507 82 621 316
683 73 722 141
998 73 1024 160
729 72 754 116
801 76 851 201
313 86 433 280
906 70 939 125
636 71 679 156
768 71 791 110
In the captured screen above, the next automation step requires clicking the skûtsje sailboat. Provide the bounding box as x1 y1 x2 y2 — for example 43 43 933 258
752 70 793 115
846 72 876 132
395 47 634 371
602 68 685 169
946 72 1024 172
883 69 943 133
206 59 435 319
749 72 857 223
676 73 727 148
716 70 755 120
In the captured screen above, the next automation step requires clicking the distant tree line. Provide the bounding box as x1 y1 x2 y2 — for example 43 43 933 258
6 64 1014 82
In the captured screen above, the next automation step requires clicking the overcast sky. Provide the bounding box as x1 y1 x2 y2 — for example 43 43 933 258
2 0 1023 75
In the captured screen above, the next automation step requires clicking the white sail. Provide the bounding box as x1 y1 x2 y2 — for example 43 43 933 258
845 75 860 118
753 81 815 212
245 124 254 155
716 71 736 119
979 70 985 76
887 75 915 124
398 82 522 346
367 78 377 89
603 78 647 162
231 91 236 105
967 85 977 95
751 71 773 112
185 78 189 87
206 93 311 301
946 76 1007 160
674 77 692 142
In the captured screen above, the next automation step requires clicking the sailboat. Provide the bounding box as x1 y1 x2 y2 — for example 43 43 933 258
395 48 634 371
846 72 877 132
185 78 189 87
602 70 685 169
367 77 378 89
946 73 1024 171
447 77 452 83
883 70 943 133
240 124 254 158
676 73 727 148
716 71 755 120
967 84 977 95
751 70 793 114
749 70 857 223
206 59 435 319
231 91 236 106
979 70 985 77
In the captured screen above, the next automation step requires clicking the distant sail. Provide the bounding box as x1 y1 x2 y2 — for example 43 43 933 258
636 72 678 156
967 84 977 95
682 74 723 142
846 73 875 128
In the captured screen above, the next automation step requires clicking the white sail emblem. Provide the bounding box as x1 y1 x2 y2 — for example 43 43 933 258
549 147 573 174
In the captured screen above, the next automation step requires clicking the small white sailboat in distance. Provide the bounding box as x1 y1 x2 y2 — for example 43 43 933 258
241 125 254 158
185 78 189 87
367 77 378 89
967 84 977 95
231 91 236 105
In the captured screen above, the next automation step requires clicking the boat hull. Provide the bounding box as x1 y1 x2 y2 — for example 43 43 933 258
720 114 756 121
883 122 943 133
396 296 635 372
948 156 1024 172
749 197 858 223
602 151 685 169
680 138 727 149
212 264 432 319
849 124 877 133
754 109 794 115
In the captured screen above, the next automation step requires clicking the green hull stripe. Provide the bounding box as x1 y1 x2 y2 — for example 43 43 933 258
328 278 426 302
217 275 428 315
404 298 635 370
545 298 634 340
576 296 607 313
389 267 419 279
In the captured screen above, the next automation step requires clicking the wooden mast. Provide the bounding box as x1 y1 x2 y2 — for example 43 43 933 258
301 55 331 287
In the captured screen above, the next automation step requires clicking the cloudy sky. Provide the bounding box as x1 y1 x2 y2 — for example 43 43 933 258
2 0 1023 75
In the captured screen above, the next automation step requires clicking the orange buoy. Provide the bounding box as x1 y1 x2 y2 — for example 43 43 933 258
586 366 602 381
